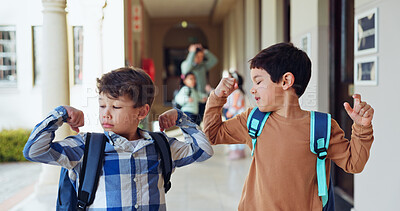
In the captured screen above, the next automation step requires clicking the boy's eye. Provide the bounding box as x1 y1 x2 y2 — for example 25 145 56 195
99 105 105 108
113 106 122 109
256 81 261 85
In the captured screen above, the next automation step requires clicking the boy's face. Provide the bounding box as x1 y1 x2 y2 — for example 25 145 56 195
99 93 146 140
184 74 196 88
250 68 284 112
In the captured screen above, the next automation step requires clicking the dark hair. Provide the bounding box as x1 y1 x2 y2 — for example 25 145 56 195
96 67 155 108
231 72 245 94
195 47 203 54
249 42 311 97
180 72 196 86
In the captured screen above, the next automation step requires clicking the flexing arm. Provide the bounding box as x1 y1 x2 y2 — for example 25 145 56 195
328 94 375 173
203 78 251 146
23 106 86 169
158 109 213 167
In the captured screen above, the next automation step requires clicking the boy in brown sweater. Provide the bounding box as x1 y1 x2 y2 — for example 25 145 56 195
203 42 374 210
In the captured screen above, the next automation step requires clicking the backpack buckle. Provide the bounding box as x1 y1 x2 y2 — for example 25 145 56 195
316 147 327 160
77 200 87 211
248 129 257 139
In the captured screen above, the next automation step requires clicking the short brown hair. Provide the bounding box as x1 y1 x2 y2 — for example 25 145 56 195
96 67 155 108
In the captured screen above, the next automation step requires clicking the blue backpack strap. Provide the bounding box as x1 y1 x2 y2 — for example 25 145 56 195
77 133 107 211
247 107 270 156
310 111 332 207
149 132 173 193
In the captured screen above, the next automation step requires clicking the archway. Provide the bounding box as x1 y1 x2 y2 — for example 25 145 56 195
162 22 208 105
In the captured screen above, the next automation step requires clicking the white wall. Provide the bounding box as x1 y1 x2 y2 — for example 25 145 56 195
0 0 43 129
0 0 125 130
353 1 400 210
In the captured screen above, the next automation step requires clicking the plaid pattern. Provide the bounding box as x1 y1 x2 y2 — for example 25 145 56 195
23 106 213 210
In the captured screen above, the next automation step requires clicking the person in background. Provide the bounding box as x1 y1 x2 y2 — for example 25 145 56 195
222 71 246 160
174 72 207 125
181 43 218 124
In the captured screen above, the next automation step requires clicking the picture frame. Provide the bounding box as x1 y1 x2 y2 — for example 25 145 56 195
354 56 378 86
299 33 311 56
354 8 378 55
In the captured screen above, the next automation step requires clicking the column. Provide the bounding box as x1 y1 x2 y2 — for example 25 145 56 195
15 0 70 210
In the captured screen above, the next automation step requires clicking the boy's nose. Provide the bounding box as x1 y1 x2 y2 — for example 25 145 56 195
250 87 256 94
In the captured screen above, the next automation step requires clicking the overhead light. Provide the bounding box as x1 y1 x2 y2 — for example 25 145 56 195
181 21 188 28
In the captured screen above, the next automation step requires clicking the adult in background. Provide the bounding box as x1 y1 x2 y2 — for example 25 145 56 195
181 43 218 124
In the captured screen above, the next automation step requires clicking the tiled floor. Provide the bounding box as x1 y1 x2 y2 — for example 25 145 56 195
165 130 251 211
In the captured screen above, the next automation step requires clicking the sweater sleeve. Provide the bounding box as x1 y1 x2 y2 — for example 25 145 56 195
174 86 190 106
203 91 252 146
180 51 195 75
203 50 218 70
327 119 374 173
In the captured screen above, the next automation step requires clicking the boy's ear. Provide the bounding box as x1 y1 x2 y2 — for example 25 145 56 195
281 72 295 90
138 104 150 120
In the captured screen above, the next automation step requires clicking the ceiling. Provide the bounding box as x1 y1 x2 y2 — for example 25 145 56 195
142 0 216 18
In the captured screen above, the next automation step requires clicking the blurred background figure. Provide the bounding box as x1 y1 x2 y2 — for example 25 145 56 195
181 43 218 124
223 71 246 160
174 72 207 125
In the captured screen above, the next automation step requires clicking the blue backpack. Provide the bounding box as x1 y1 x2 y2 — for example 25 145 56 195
56 132 172 211
247 107 335 211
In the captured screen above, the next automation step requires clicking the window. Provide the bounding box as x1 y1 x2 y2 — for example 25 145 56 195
32 26 42 86
73 26 83 84
0 26 17 86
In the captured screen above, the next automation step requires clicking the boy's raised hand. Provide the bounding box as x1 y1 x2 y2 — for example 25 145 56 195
63 106 84 133
158 109 178 132
214 77 238 98
344 94 374 126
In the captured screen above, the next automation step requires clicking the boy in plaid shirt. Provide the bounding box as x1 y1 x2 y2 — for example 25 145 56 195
23 67 213 210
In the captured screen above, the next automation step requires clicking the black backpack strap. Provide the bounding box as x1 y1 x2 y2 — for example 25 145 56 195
77 133 107 211
149 132 173 193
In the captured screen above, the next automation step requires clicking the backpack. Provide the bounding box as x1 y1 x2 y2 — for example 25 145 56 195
56 132 173 211
246 107 335 211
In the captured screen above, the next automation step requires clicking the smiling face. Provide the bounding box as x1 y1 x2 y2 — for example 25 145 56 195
184 74 196 88
99 93 147 140
250 68 284 112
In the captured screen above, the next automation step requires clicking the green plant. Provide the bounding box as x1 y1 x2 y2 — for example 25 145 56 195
0 129 31 162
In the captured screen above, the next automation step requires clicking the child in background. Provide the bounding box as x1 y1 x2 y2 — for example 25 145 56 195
174 72 207 125
223 71 246 160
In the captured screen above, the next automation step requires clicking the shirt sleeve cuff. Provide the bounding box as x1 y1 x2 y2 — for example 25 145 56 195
55 106 69 122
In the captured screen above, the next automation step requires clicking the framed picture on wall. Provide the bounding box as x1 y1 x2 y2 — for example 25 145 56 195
354 56 378 86
354 8 378 55
299 33 311 56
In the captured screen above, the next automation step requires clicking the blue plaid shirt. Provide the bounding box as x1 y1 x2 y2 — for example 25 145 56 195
23 106 213 210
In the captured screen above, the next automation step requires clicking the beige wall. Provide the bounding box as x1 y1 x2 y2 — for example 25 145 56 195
149 17 222 118
261 0 284 48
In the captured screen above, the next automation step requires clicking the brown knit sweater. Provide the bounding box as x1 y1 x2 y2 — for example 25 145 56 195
203 92 374 211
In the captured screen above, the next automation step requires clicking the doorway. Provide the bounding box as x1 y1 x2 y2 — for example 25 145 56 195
163 22 208 106
329 0 355 210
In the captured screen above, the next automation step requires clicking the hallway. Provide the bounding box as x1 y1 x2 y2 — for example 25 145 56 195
4 129 251 211
166 144 251 211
